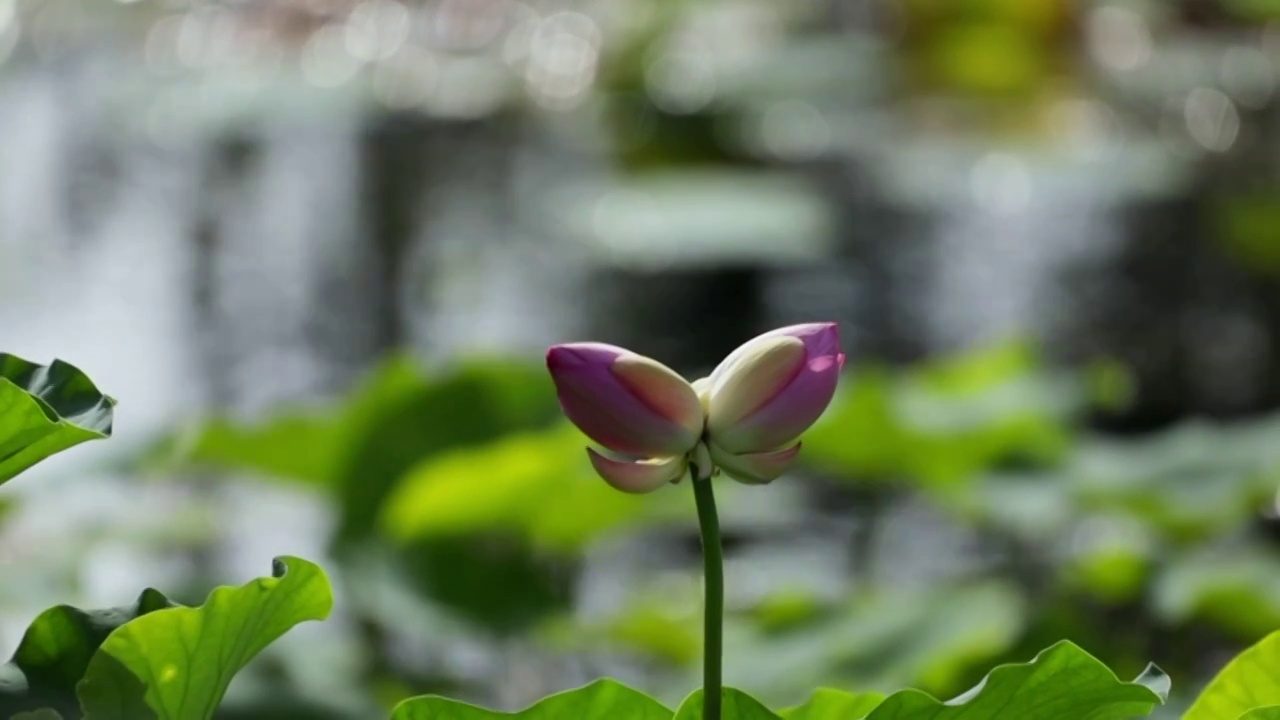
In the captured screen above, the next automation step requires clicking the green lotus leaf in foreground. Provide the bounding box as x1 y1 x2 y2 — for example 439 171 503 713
1240 708 1280 720
391 640 1165 720
673 689 779 719
675 641 1163 720
863 640 1168 720
1184 630 1280 720
0 354 115 484
76 556 333 720
780 689 886 719
390 679 672 719
0 589 175 718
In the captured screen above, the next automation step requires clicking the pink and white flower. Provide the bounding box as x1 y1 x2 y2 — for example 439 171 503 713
546 324 844 491
699 323 844 484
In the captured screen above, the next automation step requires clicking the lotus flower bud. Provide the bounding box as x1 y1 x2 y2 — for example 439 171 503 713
546 324 842 491
702 323 844 484
546 343 703 459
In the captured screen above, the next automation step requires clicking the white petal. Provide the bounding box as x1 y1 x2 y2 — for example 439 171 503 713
708 442 801 485
707 336 804 433
587 449 688 494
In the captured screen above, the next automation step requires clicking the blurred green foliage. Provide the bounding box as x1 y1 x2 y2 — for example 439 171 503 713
381 424 684 553
1217 194 1280 278
898 0 1071 100
802 340 1077 488
1222 0 1280 21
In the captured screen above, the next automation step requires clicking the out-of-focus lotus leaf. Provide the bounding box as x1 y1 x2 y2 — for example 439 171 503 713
0 354 114 485
1064 545 1152 605
749 591 829 634
901 0 1065 30
801 371 902 479
1155 545 1280 641
379 423 686 633
1221 0 1280 23
149 358 570 635
925 25 1048 97
332 357 561 544
1218 194 1280 276
943 472 1075 540
146 413 343 489
1084 359 1136 414
727 582 1026 704
912 340 1041 394
803 341 1075 489
1070 418 1280 540
380 424 683 553
536 601 701 668
145 356 563 542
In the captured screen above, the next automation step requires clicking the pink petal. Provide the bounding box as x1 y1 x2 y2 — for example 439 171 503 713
612 355 704 436
587 448 687 493
704 323 843 455
710 352 841 454
706 336 806 432
547 343 701 457
708 442 801 485
710 323 840 387
784 323 841 359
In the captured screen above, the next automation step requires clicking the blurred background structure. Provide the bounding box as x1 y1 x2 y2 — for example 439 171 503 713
5 0 1280 717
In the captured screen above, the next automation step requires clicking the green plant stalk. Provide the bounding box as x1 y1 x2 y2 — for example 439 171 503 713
691 467 723 720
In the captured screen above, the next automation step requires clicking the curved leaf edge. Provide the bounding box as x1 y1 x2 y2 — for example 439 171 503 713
865 640 1167 718
0 589 175 718
674 687 777 719
74 555 335 719
779 688 887 719
390 678 671 718
0 354 116 436
1240 707 1280 720
388 640 1167 719
1184 629 1280 720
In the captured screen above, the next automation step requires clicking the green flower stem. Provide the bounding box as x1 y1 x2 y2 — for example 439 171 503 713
691 467 723 720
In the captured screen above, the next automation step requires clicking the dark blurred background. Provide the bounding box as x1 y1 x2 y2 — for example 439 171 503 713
4 0 1280 717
